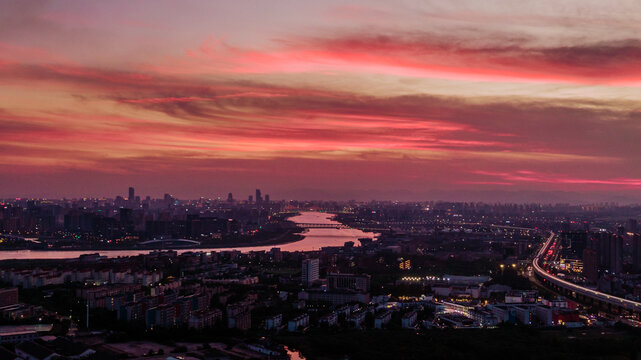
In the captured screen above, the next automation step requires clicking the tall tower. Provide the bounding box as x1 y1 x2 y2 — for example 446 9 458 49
128 187 135 201
227 193 233 203
255 189 262 205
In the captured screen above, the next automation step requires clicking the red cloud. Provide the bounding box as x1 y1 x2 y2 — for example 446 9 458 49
119 97 212 104
473 170 641 188
156 35 641 86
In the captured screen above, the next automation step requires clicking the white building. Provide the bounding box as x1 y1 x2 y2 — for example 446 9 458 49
302 259 319 286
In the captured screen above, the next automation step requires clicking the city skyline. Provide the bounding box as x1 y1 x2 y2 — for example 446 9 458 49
2 1 641 202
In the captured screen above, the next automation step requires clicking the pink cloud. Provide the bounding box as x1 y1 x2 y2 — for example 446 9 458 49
151 35 641 86
119 96 212 104
473 170 641 188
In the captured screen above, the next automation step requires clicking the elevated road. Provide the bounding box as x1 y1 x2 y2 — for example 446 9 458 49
533 232 641 314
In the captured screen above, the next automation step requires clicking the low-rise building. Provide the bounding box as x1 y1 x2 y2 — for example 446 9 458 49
265 314 283 330
319 312 338 327
0 331 38 344
14 341 58 360
401 310 418 329
288 314 310 332
188 309 222 329
146 304 176 329
349 311 367 328
228 311 251 330
374 310 392 329
0 288 19 308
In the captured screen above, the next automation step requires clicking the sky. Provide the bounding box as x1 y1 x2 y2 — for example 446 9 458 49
1 0 641 202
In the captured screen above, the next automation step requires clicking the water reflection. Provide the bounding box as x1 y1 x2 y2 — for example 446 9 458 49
285 346 306 360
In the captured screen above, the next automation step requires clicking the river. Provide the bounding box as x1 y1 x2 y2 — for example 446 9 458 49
0 211 376 260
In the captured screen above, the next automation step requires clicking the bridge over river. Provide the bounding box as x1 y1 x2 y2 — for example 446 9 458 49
295 223 389 232
138 238 201 247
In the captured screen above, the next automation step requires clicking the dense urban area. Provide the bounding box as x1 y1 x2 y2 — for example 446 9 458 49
1 189 641 359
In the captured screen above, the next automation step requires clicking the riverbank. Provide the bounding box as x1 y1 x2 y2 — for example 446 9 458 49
196 229 305 250
0 230 304 252
0 212 377 259
0 212 304 252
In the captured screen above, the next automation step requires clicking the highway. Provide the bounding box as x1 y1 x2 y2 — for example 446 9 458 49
532 232 641 313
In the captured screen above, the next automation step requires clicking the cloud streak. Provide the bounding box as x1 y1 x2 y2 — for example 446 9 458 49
155 33 641 85
1 1 640 200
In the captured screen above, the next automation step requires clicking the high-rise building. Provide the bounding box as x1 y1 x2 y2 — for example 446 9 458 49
248 195 253 203
255 189 262 204
270 247 282 262
633 234 641 273
609 235 623 274
596 232 609 269
594 232 623 274
227 193 233 203
302 258 319 286
582 248 598 283
599 234 623 274
264 194 270 203
560 231 588 259
128 187 135 201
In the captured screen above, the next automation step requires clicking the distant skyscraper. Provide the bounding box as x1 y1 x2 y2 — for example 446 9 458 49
128 187 135 201
302 258 319 286
264 194 270 203
255 189 262 204
227 193 233 203
248 195 253 203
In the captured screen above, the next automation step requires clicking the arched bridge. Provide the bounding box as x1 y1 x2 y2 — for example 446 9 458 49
295 223 351 229
139 238 201 247
295 223 389 232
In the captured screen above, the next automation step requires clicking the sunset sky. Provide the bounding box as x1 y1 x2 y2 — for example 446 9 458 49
1 0 641 202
